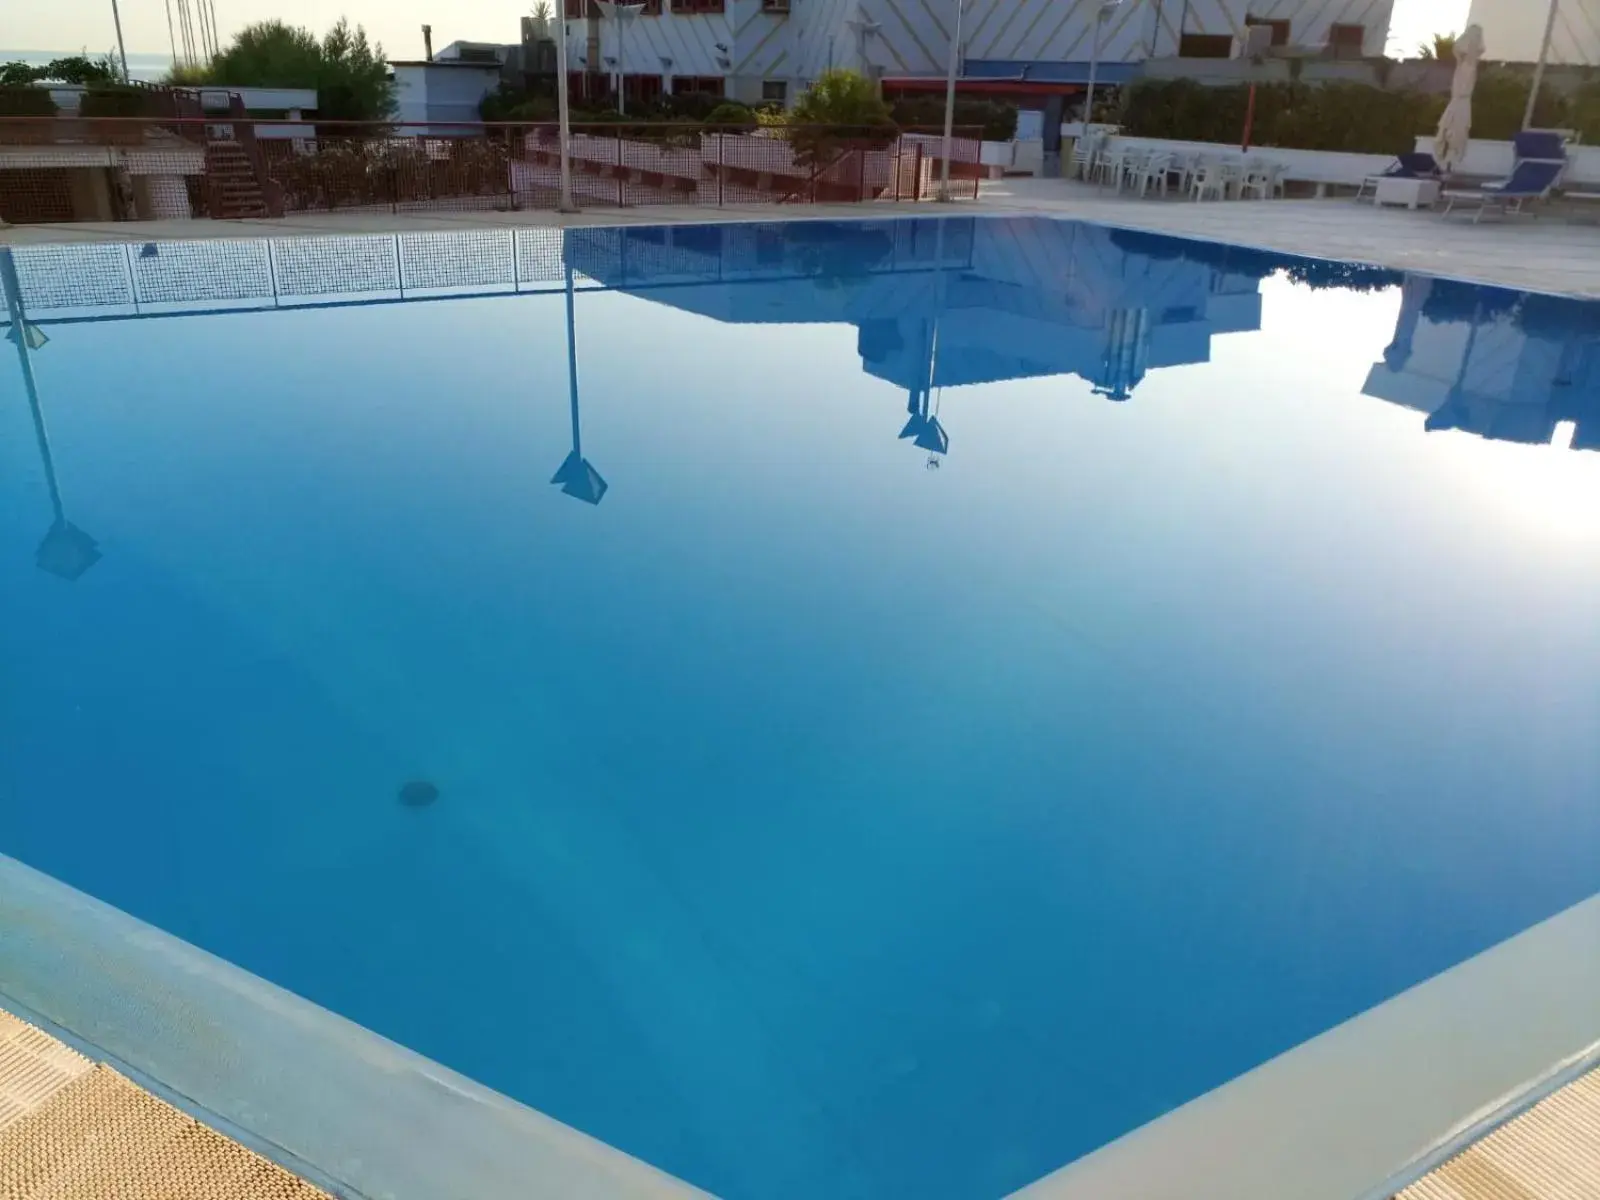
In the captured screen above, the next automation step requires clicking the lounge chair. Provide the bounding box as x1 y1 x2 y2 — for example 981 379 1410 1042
1441 159 1566 222
1511 130 1567 164
1356 152 1440 202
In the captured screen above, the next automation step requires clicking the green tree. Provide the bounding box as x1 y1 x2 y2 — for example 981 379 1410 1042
1417 33 1457 62
1 55 118 86
788 68 896 169
188 18 394 122
317 18 393 121
791 68 893 128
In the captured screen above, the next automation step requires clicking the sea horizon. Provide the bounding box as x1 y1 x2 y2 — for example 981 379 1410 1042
3 48 173 82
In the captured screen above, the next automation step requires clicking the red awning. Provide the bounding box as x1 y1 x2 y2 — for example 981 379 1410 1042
882 77 1084 96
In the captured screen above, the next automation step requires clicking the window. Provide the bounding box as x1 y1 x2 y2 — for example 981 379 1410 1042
1242 16 1289 47
1328 23 1366 58
761 79 787 103
672 75 725 97
624 74 663 104
763 0 790 11
670 0 724 12
1178 33 1233 58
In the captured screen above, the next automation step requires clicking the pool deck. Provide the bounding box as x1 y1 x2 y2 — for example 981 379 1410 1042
0 1009 331 1199
1396 1064 1600 1200
4 176 1600 297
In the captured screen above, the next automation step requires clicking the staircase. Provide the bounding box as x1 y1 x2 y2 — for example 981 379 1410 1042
203 136 269 219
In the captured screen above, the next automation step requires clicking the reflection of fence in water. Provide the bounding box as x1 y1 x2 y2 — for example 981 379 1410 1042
4 220 977 321
5 230 574 319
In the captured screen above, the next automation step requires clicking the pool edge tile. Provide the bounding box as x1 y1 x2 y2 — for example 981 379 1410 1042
0 852 712 1200
1007 891 1600 1200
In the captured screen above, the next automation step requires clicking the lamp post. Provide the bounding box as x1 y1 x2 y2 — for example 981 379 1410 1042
597 2 644 116
554 5 577 212
937 0 965 202
1524 0 1560 130
110 0 131 81
1082 0 1123 139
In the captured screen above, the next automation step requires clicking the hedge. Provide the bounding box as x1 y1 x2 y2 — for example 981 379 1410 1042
0 85 57 117
1120 73 1600 155
79 86 156 119
890 95 1018 141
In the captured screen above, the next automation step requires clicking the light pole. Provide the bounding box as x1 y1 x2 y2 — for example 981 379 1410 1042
110 0 131 81
937 0 965 202
1082 0 1124 139
554 6 577 212
1524 0 1560 130
597 2 644 116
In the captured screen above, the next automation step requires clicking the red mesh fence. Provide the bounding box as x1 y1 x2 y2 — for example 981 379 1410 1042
0 118 982 225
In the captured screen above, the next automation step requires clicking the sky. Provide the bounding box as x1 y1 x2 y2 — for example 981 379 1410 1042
11 0 1474 63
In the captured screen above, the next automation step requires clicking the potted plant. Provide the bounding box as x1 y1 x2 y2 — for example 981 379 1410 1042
0 85 56 145
79 85 151 145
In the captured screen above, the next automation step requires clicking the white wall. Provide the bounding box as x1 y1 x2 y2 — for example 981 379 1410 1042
1468 0 1600 65
392 63 500 128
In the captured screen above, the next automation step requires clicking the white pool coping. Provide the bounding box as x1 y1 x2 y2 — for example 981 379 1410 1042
0 852 708 1200
3 849 1598 1200
1008 891 1600 1200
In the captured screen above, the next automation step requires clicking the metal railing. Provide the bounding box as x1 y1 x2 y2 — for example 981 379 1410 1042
0 117 983 224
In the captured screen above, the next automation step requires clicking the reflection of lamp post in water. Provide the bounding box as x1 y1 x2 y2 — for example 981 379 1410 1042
1 250 101 580
900 219 952 465
550 261 608 505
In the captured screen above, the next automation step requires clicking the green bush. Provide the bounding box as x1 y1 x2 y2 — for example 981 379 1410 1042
79 85 154 118
654 91 729 122
705 101 756 131
481 86 557 122
0 85 57 117
1120 77 1444 156
1466 67 1571 139
890 95 1018 141
1572 81 1600 143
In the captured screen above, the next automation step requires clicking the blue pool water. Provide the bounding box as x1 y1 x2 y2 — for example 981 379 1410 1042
3 217 1599 1199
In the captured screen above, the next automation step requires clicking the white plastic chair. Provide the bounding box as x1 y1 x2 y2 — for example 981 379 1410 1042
1190 161 1228 201
1093 148 1126 189
1135 153 1174 198
1240 161 1274 200
1068 137 1099 181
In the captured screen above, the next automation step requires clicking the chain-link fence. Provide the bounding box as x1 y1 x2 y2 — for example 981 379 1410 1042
0 118 983 225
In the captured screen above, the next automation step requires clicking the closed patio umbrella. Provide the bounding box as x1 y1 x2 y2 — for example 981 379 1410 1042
1434 24 1486 174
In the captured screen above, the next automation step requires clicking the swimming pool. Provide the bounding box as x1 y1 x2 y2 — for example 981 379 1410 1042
2 216 1598 1199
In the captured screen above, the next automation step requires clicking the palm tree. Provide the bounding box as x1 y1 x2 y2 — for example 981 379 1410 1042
530 1 553 39
1418 32 1457 62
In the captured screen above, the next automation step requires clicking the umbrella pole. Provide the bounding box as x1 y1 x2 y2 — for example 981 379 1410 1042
1524 0 1560 130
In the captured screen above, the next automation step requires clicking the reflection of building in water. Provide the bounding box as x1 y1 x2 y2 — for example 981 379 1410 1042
564 218 1266 405
565 218 1269 462
12 219 1597 464
1364 276 1600 451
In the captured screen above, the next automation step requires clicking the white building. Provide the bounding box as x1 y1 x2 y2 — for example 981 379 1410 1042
567 0 1395 106
1466 0 1600 65
1363 275 1600 451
